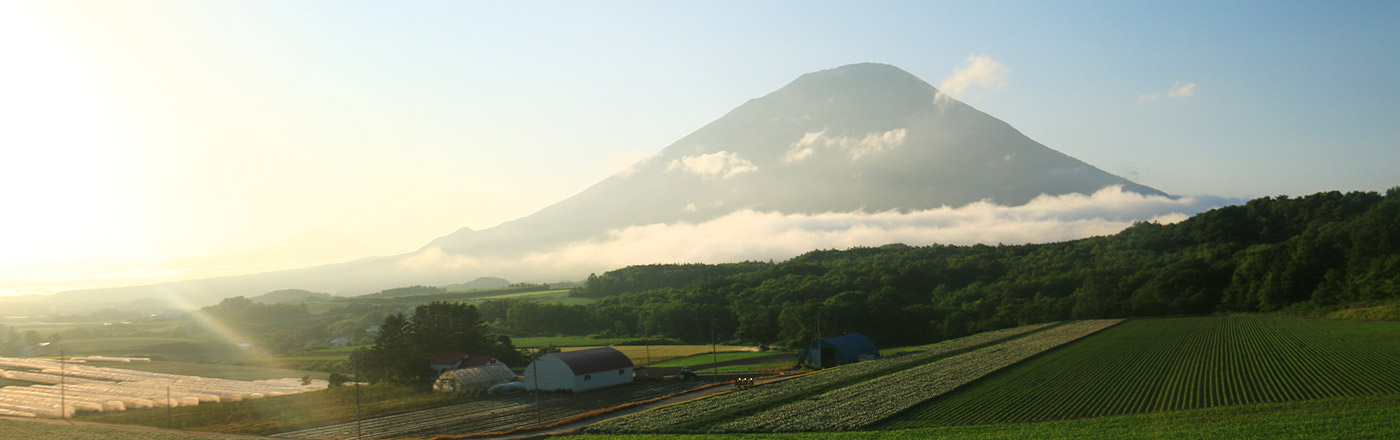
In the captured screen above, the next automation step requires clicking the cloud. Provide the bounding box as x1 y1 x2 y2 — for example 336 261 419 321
1167 82 1196 98
937 55 1009 101
666 151 758 179
1140 82 1197 103
783 129 908 162
398 186 1238 281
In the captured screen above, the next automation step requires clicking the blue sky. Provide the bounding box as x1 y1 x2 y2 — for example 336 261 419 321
0 0 1396 295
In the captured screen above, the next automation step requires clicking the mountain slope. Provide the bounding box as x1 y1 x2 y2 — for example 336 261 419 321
428 63 1161 256
3 63 1172 314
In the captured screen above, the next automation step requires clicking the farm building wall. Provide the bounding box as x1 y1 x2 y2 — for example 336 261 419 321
523 356 577 391
569 366 633 392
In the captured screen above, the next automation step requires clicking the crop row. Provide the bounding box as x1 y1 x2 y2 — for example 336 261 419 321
588 322 1057 434
882 316 1400 427
710 319 1122 432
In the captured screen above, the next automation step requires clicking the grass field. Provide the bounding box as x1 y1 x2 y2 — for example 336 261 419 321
881 316 1400 428
0 377 43 388
50 337 244 363
511 336 642 347
650 351 776 367
77 383 468 435
582 393 1400 439
0 419 223 440
564 345 758 365
695 362 794 373
85 360 331 381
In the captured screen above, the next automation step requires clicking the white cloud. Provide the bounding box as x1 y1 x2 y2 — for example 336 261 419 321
783 129 908 162
937 55 1009 101
398 186 1235 281
1140 82 1197 103
683 202 698 212
1168 82 1196 98
666 151 758 179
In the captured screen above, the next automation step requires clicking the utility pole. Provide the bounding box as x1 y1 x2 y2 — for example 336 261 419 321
533 346 541 426
354 356 361 440
59 349 65 421
711 320 718 382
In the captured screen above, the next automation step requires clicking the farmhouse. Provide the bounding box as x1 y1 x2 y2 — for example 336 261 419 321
433 363 516 393
523 347 633 392
430 352 504 374
808 333 879 368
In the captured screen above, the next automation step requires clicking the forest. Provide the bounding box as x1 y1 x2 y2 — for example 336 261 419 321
476 188 1400 348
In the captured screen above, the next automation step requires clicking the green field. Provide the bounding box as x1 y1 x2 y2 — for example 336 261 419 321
510 335 641 347
695 362 794 373
85 360 331 381
0 377 43 388
77 383 468 435
582 393 1400 439
650 351 777 367
50 337 244 362
881 316 1400 428
0 419 222 440
567 345 758 366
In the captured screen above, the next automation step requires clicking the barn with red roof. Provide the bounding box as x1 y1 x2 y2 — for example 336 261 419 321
523 346 633 392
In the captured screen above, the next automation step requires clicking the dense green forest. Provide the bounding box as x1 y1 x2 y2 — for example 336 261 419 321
478 189 1399 348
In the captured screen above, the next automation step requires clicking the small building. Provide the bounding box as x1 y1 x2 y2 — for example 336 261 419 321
808 333 879 368
433 363 517 393
329 337 351 347
523 347 633 392
430 352 470 373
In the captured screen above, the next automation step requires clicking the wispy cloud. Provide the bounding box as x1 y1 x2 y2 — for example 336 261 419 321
1140 82 1197 103
666 151 758 179
1167 82 1196 98
398 186 1237 281
937 55 1009 102
783 129 908 162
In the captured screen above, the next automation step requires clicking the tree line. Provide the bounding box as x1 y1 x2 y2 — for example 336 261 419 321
474 188 1400 349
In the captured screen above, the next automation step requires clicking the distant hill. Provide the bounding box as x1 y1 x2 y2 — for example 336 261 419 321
248 289 334 304
444 277 511 292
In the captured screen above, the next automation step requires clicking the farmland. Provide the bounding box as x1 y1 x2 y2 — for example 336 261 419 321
564 345 759 366
711 320 1121 432
649 351 776 367
580 393 1400 439
276 380 708 439
84 360 330 381
77 383 469 435
881 316 1400 428
0 418 226 440
588 321 1059 434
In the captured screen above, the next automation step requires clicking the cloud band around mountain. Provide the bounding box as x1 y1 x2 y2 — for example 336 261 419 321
398 186 1236 279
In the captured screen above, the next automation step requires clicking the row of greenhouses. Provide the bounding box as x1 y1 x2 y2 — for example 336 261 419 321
0 356 326 418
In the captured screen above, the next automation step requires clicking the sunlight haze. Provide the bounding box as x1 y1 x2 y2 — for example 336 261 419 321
1 0 1396 297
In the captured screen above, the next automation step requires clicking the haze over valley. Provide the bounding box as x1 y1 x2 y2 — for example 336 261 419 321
1 3 1398 439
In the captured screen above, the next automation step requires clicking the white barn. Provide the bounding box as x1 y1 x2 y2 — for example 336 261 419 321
523 347 633 392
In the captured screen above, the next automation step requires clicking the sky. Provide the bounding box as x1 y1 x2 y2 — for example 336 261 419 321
1 0 1397 296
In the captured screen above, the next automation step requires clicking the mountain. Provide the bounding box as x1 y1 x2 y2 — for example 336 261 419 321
1 63 1167 314
248 289 335 304
443 277 512 292
426 63 1161 256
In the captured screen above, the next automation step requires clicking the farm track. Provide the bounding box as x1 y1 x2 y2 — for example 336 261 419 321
273 381 701 439
881 316 1400 428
